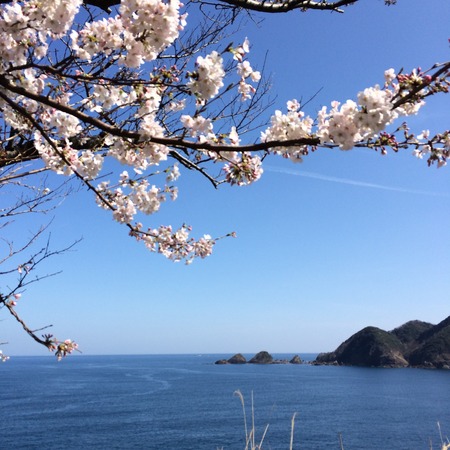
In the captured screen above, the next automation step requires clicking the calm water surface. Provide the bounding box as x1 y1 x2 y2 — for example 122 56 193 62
1 354 449 449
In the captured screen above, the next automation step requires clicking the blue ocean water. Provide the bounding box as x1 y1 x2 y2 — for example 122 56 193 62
1 354 449 449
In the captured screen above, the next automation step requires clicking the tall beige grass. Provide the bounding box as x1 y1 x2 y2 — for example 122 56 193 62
437 421 450 450
233 390 296 450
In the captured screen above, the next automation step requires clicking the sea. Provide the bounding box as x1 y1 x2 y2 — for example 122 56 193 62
1 354 449 449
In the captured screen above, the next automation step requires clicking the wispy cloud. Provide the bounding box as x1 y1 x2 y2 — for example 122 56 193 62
265 166 449 197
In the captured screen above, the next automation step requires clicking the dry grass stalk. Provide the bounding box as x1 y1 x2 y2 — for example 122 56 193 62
234 390 298 450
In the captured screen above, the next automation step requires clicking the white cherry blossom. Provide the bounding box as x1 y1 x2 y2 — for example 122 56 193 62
188 51 225 101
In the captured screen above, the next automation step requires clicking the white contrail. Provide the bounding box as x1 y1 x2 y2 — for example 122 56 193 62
265 166 450 197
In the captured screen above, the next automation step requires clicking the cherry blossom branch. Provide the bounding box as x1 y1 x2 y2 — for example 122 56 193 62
0 228 81 358
2 300 80 360
1 298 55 349
0 167 48 184
0 175 71 219
0 81 225 262
1 60 447 167
0 226 47 269
391 62 450 109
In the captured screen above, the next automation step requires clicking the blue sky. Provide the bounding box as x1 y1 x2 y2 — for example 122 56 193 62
2 0 449 356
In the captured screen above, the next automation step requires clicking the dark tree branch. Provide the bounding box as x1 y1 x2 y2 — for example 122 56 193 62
0 0 360 13
196 0 357 13
2 299 55 350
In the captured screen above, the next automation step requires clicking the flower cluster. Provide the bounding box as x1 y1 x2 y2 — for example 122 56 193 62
0 0 82 70
412 130 450 167
317 100 362 150
0 350 9 362
188 51 225 101
234 39 261 101
6 293 21 307
39 334 80 361
35 132 103 180
263 68 430 154
71 0 185 68
134 224 215 264
105 135 169 174
54 339 79 361
96 166 180 226
223 154 264 186
261 99 313 162
180 115 214 141
316 70 419 150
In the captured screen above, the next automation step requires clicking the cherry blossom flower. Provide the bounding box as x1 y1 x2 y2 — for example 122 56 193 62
0 350 9 362
188 51 225 101
181 115 214 138
229 127 241 146
55 339 79 361
262 102 314 160
224 154 263 186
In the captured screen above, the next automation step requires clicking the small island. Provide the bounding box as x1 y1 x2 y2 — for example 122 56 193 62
215 351 302 365
313 316 450 369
